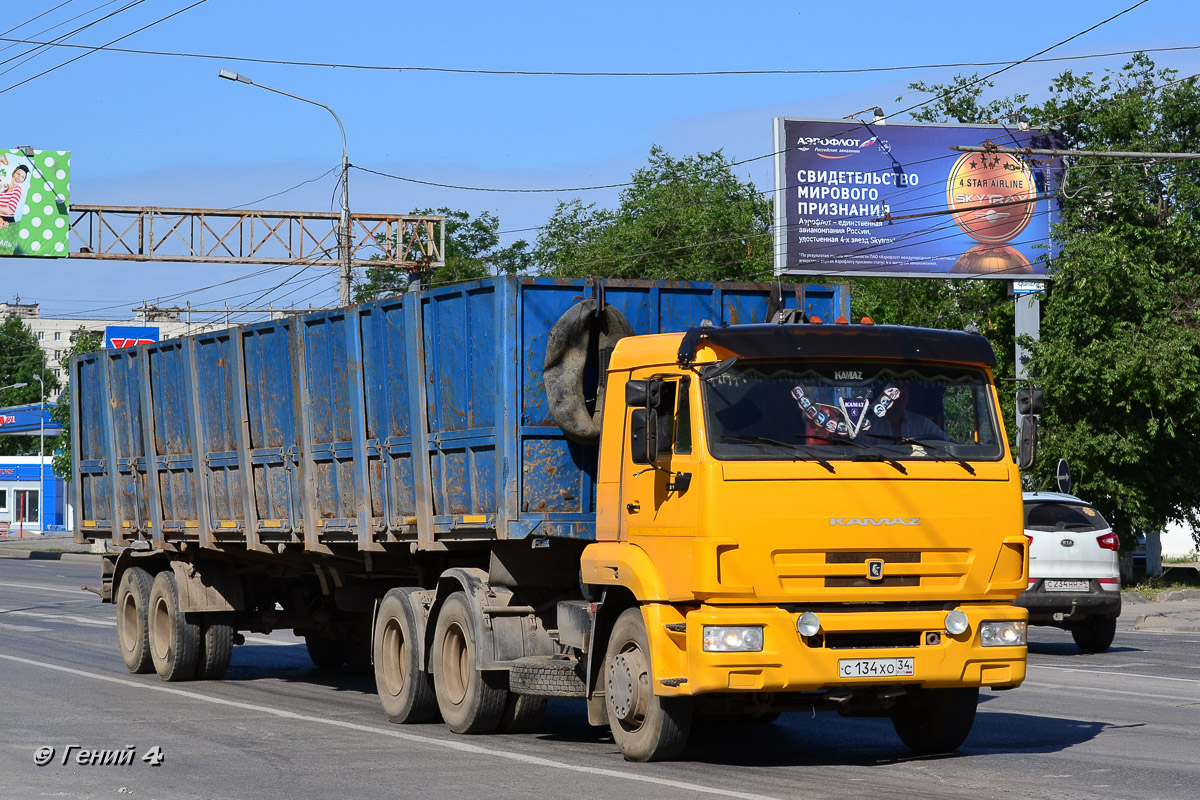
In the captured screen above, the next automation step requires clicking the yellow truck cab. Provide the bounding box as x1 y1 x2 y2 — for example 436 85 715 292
583 320 1028 760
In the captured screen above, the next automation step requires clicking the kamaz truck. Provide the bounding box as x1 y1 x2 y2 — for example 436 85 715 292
71 276 1028 761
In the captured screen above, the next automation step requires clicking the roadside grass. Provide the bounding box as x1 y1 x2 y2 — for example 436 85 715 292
1125 567 1200 599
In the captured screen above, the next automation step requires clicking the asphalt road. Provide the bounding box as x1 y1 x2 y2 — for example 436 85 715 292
2 558 1198 800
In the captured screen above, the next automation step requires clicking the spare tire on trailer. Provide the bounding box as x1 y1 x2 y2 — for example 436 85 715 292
542 298 634 445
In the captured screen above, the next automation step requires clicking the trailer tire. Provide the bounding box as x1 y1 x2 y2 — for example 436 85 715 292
543 298 633 445
148 571 201 682
194 617 234 680
498 693 546 733
374 589 438 724
115 566 154 675
890 687 978 754
604 607 692 762
305 634 346 670
432 592 507 734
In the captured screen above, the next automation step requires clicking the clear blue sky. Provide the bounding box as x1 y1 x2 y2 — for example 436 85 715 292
4 0 1198 321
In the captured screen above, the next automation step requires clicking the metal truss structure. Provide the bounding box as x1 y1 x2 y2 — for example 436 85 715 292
67 205 445 270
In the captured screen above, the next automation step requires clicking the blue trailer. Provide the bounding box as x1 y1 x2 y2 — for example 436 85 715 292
72 275 852 759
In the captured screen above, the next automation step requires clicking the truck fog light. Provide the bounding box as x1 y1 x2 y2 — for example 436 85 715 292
945 609 970 636
980 621 1027 647
797 611 821 638
703 626 764 652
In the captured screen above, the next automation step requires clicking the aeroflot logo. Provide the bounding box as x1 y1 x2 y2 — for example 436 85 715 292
796 135 881 160
830 517 921 526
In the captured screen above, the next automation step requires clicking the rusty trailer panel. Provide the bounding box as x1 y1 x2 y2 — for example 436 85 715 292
71 276 847 551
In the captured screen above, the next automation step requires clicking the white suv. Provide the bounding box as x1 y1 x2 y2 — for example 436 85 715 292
1015 492 1121 653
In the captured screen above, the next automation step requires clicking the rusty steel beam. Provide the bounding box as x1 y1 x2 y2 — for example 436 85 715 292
67 205 445 270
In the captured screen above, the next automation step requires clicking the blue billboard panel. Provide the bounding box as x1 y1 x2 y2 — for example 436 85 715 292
105 326 159 349
773 118 1062 279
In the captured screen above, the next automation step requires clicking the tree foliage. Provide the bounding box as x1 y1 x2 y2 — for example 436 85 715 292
50 327 101 481
0 316 59 457
534 146 773 281
354 208 531 302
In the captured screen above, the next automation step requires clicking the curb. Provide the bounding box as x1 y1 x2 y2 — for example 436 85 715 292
0 550 102 564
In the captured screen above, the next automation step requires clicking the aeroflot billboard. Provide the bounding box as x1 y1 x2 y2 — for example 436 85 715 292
772 119 1062 279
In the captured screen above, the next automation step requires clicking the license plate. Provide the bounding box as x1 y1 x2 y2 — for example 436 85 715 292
1044 579 1090 592
838 657 915 678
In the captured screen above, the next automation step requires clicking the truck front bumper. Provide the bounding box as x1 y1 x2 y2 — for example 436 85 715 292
646 602 1027 697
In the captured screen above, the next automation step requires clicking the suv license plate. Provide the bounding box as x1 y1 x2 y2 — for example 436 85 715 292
1044 579 1090 592
838 658 915 678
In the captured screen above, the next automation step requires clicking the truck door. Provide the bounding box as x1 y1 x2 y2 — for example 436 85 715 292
620 374 699 597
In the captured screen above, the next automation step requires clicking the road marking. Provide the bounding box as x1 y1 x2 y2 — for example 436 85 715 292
0 653 783 800
0 608 115 627
0 622 51 632
1023 681 1199 703
0 581 93 596
1028 664 1200 685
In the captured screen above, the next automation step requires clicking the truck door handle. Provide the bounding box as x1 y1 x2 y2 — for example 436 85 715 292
626 502 641 514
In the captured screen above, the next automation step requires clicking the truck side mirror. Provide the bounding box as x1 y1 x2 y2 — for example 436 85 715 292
1018 415 1038 470
629 409 660 465
625 378 664 410
1016 388 1044 416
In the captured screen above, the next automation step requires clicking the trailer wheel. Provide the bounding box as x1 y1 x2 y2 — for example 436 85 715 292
604 607 692 762
148 571 201 682
374 589 438 723
304 634 345 670
498 693 546 733
890 687 979 754
194 616 234 680
115 566 154 674
432 592 507 734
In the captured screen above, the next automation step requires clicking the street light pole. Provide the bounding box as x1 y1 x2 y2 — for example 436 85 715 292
34 371 44 534
218 69 353 306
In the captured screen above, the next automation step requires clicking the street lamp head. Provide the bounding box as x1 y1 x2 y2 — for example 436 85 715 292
218 68 252 85
1 382 28 391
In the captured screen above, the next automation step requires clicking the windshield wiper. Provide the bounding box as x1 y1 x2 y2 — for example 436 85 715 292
864 434 976 475
723 435 836 473
802 434 907 475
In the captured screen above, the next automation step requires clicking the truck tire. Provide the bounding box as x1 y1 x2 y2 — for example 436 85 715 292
604 607 693 762
148 571 201 682
509 655 587 698
194 616 234 680
1071 616 1116 654
498 693 546 733
305 634 346 670
115 566 154 675
890 687 978 754
374 588 438 723
432 592 507 734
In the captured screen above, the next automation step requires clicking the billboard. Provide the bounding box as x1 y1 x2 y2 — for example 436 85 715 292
773 119 1061 279
0 148 70 258
105 326 159 349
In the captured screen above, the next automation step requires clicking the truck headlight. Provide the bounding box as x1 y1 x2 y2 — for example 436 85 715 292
797 611 821 638
980 621 1026 647
703 626 764 652
945 608 970 636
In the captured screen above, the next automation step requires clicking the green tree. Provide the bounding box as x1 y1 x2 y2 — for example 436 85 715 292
0 316 58 456
534 146 773 281
354 208 531 302
50 327 101 481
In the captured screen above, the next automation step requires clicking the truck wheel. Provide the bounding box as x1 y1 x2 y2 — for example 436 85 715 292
305 634 345 670
374 589 438 723
115 566 154 674
1071 617 1116 654
194 616 234 680
148 571 201 682
890 687 978 754
604 607 692 762
498 693 546 733
432 592 507 734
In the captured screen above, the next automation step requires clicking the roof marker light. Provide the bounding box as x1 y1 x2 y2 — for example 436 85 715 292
860 317 874 325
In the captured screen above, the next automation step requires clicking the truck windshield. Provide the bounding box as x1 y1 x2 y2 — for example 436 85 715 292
702 361 1002 463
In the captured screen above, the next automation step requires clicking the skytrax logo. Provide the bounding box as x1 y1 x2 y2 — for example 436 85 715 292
829 517 921 526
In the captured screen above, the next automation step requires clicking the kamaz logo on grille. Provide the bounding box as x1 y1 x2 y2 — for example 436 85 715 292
829 518 921 526
867 559 884 580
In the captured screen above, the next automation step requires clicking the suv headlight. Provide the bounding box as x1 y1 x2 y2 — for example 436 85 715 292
980 621 1026 647
703 626 764 652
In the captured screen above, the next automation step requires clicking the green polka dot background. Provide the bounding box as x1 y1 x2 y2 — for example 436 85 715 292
0 149 70 258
